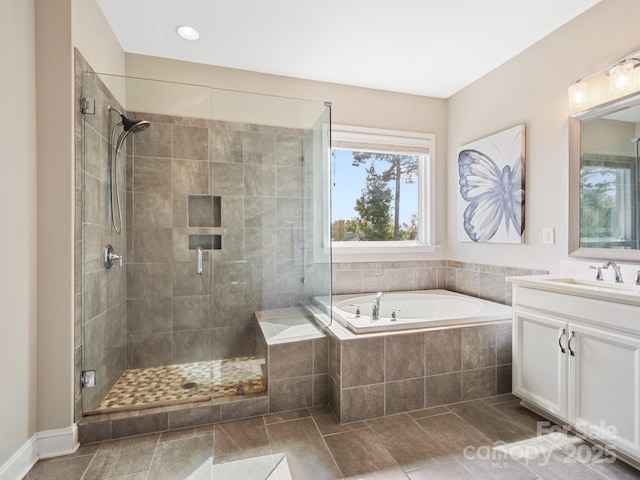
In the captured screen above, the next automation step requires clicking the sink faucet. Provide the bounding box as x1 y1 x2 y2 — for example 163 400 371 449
602 261 623 283
371 292 384 321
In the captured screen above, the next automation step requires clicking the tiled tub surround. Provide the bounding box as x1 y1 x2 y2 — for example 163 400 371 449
327 260 536 422
327 320 513 423
332 260 547 305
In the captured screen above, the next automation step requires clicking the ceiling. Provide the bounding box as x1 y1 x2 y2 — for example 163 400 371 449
96 0 600 98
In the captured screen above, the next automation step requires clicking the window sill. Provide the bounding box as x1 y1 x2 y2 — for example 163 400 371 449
331 241 439 255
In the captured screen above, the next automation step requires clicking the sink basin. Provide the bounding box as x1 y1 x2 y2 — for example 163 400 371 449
547 277 640 292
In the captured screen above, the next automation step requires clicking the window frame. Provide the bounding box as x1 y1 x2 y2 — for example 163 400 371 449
329 124 437 254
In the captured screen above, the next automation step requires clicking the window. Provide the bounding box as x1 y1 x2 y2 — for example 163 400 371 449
331 125 435 253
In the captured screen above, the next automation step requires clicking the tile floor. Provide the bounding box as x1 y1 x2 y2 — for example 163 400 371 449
24 394 640 480
95 357 266 412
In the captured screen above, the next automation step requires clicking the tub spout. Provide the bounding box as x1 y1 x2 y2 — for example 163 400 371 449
371 292 384 321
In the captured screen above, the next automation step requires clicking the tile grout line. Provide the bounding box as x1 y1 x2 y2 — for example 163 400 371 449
309 411 353 479
77 450 99 480
141 434 162 480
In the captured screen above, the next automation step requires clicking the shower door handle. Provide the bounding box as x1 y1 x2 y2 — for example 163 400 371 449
196 247 203 275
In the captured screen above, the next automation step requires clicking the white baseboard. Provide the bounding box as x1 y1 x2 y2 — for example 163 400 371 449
37 425 78 459
0 425 78 480
0 436 37 480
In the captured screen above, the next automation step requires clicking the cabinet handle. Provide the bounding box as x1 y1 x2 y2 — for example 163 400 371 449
567 331 576 357
558 328 566 354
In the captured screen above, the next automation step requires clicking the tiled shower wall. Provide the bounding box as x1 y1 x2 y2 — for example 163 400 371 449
125 113 308 368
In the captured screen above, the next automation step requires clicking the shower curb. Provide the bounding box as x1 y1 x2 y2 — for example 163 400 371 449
78 392 269 444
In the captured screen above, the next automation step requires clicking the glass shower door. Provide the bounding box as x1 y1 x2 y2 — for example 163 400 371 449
81 72 129 412
81 72 215 413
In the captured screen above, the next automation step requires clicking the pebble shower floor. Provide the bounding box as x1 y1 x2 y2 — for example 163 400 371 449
95 356 265 412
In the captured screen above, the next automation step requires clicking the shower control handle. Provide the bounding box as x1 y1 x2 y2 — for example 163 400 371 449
103 244 123 269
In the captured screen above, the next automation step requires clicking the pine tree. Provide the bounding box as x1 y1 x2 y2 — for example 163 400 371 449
351 152 418 240
353 165 393 240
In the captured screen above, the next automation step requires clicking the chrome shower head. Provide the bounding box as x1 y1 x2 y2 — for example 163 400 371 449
108 105 150 153
122 116 150 134
108 105 150 133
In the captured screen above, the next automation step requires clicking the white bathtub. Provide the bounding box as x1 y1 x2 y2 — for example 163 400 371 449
328 290 512 333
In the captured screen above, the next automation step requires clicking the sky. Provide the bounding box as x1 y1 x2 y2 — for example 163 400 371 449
331 149 418 225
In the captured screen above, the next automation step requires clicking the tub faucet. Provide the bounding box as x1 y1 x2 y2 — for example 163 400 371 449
602 261 623 283
371 292 384 321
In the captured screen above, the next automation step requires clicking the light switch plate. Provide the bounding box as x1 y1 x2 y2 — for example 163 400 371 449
542 227 555 245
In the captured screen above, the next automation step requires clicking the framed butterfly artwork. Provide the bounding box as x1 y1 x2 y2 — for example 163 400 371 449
457 124 525 243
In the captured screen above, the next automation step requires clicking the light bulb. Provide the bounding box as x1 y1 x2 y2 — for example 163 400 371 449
568 81 589 108
610 62 634 93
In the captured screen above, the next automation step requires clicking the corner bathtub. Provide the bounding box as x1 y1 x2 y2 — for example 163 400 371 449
329 290 512 334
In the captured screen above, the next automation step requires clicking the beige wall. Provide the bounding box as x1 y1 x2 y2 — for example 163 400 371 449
0 0 38 466
0 0 123 463
72 0 125 77
35 0 74 433
125 54 448 262
31 0 125 437
446 0 640 272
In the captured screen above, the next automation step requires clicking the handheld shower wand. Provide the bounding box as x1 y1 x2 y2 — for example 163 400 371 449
107 106 150 234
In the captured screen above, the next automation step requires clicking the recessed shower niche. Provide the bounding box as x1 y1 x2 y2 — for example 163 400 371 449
79 70 331 415
188 195 221 228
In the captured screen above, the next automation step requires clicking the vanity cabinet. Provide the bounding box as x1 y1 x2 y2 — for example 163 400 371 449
512 284 640 462
513 309 568 419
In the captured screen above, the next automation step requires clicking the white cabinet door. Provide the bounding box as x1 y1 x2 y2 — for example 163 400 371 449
569 323 640 458
513 309 568 420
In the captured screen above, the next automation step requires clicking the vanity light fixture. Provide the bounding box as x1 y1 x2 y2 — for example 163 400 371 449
176 25 200 41
568 48 640 109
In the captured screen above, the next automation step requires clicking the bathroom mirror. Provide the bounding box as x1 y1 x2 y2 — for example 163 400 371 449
569 92 640 260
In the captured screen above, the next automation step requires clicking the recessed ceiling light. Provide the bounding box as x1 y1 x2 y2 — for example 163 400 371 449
176 25 200 41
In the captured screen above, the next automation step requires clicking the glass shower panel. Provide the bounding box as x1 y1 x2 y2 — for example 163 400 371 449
82 73 214 413
303 105 332 326
208 89 332 347
81 73 331 415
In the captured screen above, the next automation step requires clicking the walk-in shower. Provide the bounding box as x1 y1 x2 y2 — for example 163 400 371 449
79 72 331 415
